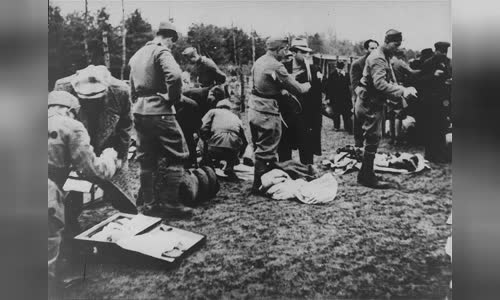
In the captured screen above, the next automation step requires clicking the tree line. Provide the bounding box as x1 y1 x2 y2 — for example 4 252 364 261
48 2 417 90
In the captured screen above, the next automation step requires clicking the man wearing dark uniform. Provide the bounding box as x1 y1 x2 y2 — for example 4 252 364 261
325 61 352 132
249 36 311 193
419 41 452 163
128 21 192 216
356 29 418 189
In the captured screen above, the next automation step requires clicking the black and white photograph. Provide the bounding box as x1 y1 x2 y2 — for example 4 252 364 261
48 0 452 298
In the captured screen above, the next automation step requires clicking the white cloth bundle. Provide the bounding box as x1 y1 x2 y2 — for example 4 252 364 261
263 172 339 205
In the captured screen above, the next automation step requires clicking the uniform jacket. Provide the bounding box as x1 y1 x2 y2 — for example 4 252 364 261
360 47 405 105
194 56 226 87
48 111 115 187
53 75 132 160
200 108 246 151
128 40 183 115
325 68 352 113
249 53 310 115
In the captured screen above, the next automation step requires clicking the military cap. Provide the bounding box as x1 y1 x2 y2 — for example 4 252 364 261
70 65 110 99
266 36 289 50
48 90 80 111
420 48 434 59
385 29 403 43
157 21 178 42
290 38 312 52
434 41 451 51
182 47 197 56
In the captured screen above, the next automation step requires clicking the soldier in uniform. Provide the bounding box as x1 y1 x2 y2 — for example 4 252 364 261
249 36 311 193
48 91 118 292
53 64 132 234
356 29 418 188
200 99 247 179
350 39 379 147
128 21 192 216
181 46 228 166
182 46 227 88
419 41 452 163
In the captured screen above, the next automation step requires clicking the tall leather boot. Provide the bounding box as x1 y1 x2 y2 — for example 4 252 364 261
137 170 155 207
158 163 193 218
357 152 393 189
251 159 268 194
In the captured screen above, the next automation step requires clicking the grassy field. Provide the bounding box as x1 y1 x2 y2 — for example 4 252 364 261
60 115 452 299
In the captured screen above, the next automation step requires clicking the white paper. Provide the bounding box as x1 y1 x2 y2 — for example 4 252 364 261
116 225 204 262
63 177 93 192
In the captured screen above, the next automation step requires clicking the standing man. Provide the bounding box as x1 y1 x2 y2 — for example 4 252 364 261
278 38 323 164
419 41 452 163
181 46 228 165
48 91 118 293
53 64 132 233
249 36 311 193
356 29 417 188
350 39 379 147
128 21 192 216
325 61 352 132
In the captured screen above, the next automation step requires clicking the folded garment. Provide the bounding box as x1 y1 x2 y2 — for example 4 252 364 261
295 173 338 204
264 173 338 205
324 146 430 175
260 169 291 190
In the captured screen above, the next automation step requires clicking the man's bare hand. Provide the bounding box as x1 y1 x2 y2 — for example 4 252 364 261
403 86 418 98
301 82 311 92
156 92 173 104
434 69 444 77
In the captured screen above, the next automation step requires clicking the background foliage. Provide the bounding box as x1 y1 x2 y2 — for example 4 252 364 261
48 2 418 89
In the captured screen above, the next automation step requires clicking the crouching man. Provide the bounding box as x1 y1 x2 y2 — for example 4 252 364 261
200 99 247 179
48 91 118 293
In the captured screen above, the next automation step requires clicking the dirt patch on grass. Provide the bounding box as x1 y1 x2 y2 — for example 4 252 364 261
62 116 451 299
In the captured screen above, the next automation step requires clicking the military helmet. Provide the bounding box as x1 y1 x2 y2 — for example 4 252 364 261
48 91 80 112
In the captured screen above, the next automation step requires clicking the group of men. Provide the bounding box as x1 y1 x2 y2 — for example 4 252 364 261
48 20 451 292
249 29 451 191
48 20 246 291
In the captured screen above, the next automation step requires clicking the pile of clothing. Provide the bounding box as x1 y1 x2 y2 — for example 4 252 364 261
322 145 430 175
259 168 338 205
